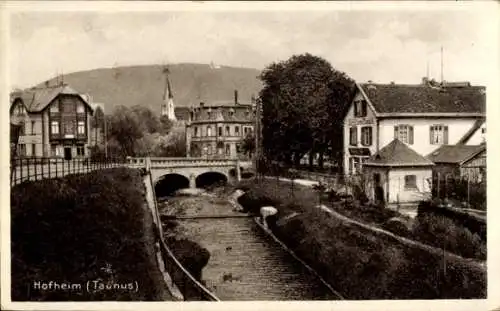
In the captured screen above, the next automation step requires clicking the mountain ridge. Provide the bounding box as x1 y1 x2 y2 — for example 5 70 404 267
38 63 263 114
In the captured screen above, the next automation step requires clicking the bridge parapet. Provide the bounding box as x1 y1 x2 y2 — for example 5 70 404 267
127 157 242 168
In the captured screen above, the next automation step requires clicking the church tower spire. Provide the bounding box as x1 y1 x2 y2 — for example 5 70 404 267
162 66 176 121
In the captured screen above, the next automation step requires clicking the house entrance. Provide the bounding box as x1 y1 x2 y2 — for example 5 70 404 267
373 173 384 203
64 147 72 160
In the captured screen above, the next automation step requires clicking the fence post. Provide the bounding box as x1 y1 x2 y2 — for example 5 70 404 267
467 175 470 208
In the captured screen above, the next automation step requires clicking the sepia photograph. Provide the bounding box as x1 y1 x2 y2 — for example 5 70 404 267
1 1 499 310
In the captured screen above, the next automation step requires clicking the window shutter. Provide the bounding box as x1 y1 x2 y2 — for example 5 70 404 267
368 127 373 145
409 126 414 145
429 125 433 144
394 126 398 140
354 127 358 145
444 126 449 144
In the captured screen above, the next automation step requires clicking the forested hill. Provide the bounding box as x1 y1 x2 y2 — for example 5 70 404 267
38 63 263 114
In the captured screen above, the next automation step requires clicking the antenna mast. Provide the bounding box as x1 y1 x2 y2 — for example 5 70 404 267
440 46 444 84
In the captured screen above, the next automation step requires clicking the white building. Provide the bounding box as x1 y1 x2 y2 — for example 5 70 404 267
343 79 486 176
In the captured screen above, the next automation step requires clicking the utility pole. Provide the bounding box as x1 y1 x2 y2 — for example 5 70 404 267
440 46 444 84
254 96 261 177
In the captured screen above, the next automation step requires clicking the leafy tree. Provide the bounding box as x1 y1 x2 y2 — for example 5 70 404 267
107 106 143 157
241 132 256 157
259 53 355 169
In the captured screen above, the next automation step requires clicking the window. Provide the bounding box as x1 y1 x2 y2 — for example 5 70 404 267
51 121 59 134
481 127 486 134
430 125 448 145
354 100 367 117
16 103 24 116
404 175 417 190
361 126 372 146
207 145 212 155
218 126 223 136
18 144 26 156
394 125 414 144
76 103 85 113
51 145 58 157
31 121 36 135
229 109 235 117
50 103 59 113
77 121 85 135
77 145 85 156
349 127 358 146
31 144 36 157
225 126 230 136
225 144 231 156
64 121 75 135
235 126 240 136
194 126 199 137
236 143 242 153
207 126 212 137
62 101 75 113
17 122 25 136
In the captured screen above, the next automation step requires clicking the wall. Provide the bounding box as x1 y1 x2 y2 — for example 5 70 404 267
378 117 478 157
465 123 486 145
387 167 432 203
17 113 44 157
343 92 378 175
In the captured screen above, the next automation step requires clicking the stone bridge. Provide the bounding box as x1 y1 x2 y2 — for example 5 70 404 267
127 157 253 194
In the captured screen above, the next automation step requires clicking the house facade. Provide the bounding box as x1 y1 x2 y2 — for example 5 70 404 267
185 91 255 159
343 79 486 176
10 83 95 159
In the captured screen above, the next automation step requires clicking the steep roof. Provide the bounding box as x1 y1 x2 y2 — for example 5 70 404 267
10 84 91 113
365 139 434 167
457 118 485 145
426 144 486 165
358 83 486 115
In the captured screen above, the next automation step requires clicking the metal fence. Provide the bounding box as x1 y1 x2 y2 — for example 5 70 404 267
10 157 126 187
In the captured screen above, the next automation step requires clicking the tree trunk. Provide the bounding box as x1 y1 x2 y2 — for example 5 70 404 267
318 151 324 169
308 152 314 170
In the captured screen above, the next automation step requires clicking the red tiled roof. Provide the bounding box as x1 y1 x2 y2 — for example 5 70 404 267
359 83 486 114
426 144 486 165
365 139 434 167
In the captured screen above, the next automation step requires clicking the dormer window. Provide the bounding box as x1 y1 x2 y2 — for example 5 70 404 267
354 100 367 117
229 108 235 117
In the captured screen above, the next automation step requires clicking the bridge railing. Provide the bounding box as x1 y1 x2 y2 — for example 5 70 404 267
10 157 127 187
127 156 243 168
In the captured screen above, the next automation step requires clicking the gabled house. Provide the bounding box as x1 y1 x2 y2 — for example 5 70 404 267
343 78 486 176
10 83 95 159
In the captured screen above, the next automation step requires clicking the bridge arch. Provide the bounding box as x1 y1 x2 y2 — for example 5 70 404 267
155 173 190 198
195 171 228 189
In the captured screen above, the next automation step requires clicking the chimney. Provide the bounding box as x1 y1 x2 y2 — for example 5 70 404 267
45 80 50 87
234 90 238 105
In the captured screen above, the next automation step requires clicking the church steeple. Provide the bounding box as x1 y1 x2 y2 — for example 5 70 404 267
162 66 176 121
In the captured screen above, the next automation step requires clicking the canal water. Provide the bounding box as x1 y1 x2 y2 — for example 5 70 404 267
159 192 338 301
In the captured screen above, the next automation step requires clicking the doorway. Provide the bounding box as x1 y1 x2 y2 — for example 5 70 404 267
373 173 384 203
64 147 72 160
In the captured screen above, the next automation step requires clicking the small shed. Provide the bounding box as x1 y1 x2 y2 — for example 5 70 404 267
426 144 486 182
363 139 434 205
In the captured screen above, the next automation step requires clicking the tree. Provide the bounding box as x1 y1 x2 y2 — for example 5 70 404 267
259 53 355 169
241 132 256 158
107 106 143 157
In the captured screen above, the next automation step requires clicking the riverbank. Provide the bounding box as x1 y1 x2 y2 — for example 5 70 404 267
10 168 172 301
158 190 337 300
235 178 486 299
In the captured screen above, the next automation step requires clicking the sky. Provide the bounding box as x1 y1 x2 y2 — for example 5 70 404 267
7 2 499 89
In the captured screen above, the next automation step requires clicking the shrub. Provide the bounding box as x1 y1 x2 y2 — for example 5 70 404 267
412 212 486 261
11 168 170 301
237 179 486 299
